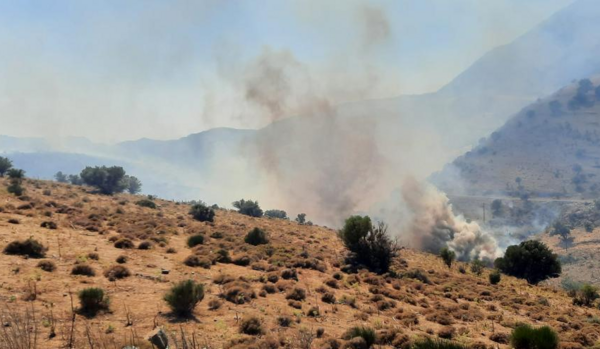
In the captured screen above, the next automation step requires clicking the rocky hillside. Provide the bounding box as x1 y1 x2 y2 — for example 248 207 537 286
433 76 600 199
1 179 600 349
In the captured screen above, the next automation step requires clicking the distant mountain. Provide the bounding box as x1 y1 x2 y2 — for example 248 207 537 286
432 76 600 199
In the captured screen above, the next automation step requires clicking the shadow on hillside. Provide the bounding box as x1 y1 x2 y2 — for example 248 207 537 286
163 312 201 324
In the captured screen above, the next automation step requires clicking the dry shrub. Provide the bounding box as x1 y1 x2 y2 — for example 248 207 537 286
213 273 235 285
138 241 153 250
281 268 298 280
286 287 306 301
103 265 131 280
222 281 256 304
262 284 277 294
438 326 456 339
322 292 336 304
71 264 95 277
208 299 222 310
184 255 211 269
288 300 302 309
114 238 134 249
37 260 56 272
426 311 454 325
239 316 264 335
3 238 46 258
277 316 292 327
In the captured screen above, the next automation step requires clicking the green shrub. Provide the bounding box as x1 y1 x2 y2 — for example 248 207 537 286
573 283 599 307
510 324 558 349
412 337 470 349
232 199 263 217
489 270 501 285
78 288 109 316
136 199 156 209
0 157 12 177
264 209 287 219
440 247 456 268
239 316 264 335
343 326 376 348
495 240 561 284
80 166 128 195
470 259 485 275
3 238 46 258
189 203 215 222
339 216 397 273
214 249 232 263
187 234 204 248
164 280 205 316
245 227 269 245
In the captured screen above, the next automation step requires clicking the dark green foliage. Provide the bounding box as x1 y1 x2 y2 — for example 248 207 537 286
295 213 306 224
215 249 232 263
572 283 599 307
136 199 156 209
78 288 110 316
245 227 269 245
0 157 12 177
114 238 134 249
3 238 46 258
163 280 205 316
187 234 205 247
6 169 25 196
126 176 142 194
239 317 264 335
494 240 561 284
550 222 570 243
54 171 68 183
339 216 397 274
440 247 456 268
72 264 95 276
510 325 558 349
265 209 288 219
343 326 376 348
69 174 84 185
189 203 215 222
412 337 470 349
489 270 501 285
232 199 263 217
80 166 128 195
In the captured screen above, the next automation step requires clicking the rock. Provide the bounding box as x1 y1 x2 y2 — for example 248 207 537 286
147 327 168 349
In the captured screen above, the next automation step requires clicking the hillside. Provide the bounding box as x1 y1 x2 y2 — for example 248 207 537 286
1 179 600 348
433 76 600 199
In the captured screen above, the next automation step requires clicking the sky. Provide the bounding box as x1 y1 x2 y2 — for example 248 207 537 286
0 0 574 143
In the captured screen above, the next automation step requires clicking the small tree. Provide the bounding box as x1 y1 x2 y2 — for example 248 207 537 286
245 227 269 245
6 168 25 196
494 240 561 284
68 174 83 185
232 199 263 217
264 209 287 219
573 283 599 307
489 270 501 285
0 157 12 177
296 213 307 224
78 288 110 316
80 166 128 195
440 247 456 268
126 176 142 194
54 171 68 183
189 202 215 222
164 280 205 316
510 325 558 349
550 221 571 250
470 259 485 275
338 216 372 252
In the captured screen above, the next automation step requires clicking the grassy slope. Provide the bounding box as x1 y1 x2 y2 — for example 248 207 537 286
1 179 599 348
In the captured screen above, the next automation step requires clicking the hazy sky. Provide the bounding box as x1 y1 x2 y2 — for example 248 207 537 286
0 0 574 142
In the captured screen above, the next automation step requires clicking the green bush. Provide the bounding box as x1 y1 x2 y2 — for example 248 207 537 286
470 259 485 275
489 270 501 285
3 238 46 258
164 280 205 316
0 157 12 177
78 288 109 316
343 326 376 348
573 284 599 307
494 240 561 284
80 166 129 195
232 199 263 217
189 203 215 222
136 199 156 209
510 324 558 349
412 337 470 349
440 247 456 268
187 234 204 248
264 209 287 219
339 216 397 273
245 227 269 245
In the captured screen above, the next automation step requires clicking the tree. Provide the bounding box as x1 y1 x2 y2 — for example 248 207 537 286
80 166 128 195
232 199 263 217
296 213 307 224
68 174 84 185
125 176 142 194
491 199 504 218
189 202 215 222
245 227 269 245
264 209 287 219
6 169 25 196
163 280 204 317
494 240 561 284
440 247 456 268
470 259 485 275
550 222 571 250
339 216 397 274
0 157 13 177
54 171 68 183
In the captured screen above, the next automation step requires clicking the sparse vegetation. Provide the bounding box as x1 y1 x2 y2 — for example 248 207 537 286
163 280 205 316
136 198 157 209
71 264 95 276
343 326 376 348
239 317 264 335
103 265 131 280
37 260 56 272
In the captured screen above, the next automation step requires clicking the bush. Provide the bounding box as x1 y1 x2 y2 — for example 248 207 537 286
138 241 152 250
573 284 599 307
80 166 128 195
0 157 12 177
277 316 292 327
187 234 204 248
286 287 306 301
164 280 205 316
232 199 263 217
322 292 336 304
40 221 57 229
489 270 501 285
78 288 109 316
470 259 484 275
189 203 215 222
239 317 264 335
412 337 470 349
184 255 211 268
214 249 232 263
72 264 95 277
136 199 156 209
116 255 128 264
343 326 376 348
339 216 397 273
37 260 56 272
265 209 287 219
114 238 134 249
233 255 251 266
245 227 269 245
3 238 47 258
510 325 559 349
104 265 131 280
87 252 99 260
494 241 561 284
440 247 456 268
